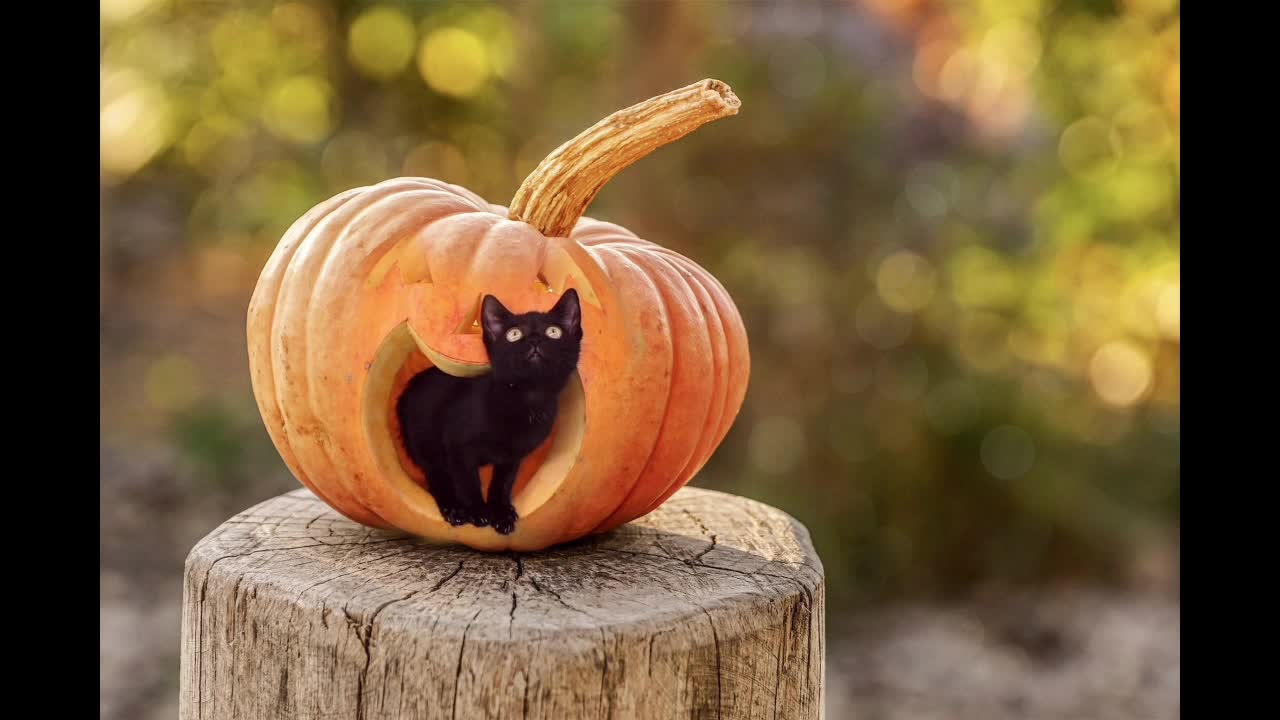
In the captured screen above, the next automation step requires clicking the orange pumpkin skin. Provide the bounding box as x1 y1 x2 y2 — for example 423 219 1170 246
247 177 749 551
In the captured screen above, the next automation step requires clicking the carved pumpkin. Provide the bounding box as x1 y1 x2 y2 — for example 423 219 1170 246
247 80 750 551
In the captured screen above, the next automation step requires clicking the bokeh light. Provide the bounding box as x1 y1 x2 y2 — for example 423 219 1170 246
181 114 251 177
980 19 1041 81
263 75 333 144
349 7 417 79
1155 283 1180 340
1090 340 1154 407
876 250 938 313
101 0 165 24
950 245 1020 310
418 27 490 98
1059 117 1118 178
101 66 173 179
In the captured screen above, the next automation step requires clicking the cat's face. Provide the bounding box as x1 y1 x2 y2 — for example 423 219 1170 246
481 289 583 384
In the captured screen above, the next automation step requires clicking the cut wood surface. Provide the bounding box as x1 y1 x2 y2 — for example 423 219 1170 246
179 486 825 720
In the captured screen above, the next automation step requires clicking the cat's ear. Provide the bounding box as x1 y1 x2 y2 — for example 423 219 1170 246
481 295 512 339
550 288 582 334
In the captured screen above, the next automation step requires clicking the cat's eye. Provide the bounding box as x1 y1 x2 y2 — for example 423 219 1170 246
505 327 523 342
545 325 563 339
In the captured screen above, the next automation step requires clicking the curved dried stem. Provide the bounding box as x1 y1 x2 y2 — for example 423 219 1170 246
508 79 741 238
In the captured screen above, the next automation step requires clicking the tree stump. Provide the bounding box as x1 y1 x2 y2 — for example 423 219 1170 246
180 486 825 720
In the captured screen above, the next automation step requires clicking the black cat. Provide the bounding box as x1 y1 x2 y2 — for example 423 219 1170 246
396 289 583 534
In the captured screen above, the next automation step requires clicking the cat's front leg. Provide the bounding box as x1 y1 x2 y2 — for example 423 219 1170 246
424 458 466 527
487 462 521 535
446 450 490 528
406 439 466 527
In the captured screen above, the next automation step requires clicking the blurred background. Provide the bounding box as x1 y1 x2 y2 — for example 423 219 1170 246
100 0 1179 718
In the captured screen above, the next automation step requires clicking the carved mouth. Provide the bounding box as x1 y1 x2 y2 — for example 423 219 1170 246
361 322 586 528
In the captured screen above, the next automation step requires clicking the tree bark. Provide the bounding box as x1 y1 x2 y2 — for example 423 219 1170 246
180 486 825 719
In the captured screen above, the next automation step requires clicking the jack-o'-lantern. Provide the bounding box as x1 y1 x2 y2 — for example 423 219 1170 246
247 79 749 551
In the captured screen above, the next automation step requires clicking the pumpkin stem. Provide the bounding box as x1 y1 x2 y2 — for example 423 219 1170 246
508 79 741 238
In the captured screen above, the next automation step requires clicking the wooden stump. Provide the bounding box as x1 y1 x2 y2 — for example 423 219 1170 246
180 486 825 720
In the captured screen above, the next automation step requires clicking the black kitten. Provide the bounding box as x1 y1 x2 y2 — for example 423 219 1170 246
396 289 583 534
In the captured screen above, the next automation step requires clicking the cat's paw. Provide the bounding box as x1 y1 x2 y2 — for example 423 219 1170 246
467 507 491 528
489 504 519 535
440 505 468 527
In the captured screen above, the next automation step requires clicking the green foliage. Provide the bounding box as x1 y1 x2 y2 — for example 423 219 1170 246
169 400 281 494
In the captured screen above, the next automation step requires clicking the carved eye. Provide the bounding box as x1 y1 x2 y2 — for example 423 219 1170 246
505 327 523 342
545 325 563 339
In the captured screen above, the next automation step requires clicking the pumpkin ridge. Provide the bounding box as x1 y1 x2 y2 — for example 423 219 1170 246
272 188 386 517
590 244 717 531
252 184 373 520
337 189 468 284
651 249 727 491
361 196 475 290
569 219 642 244
638 256 750 517
677 267 733 473
459 210 507 283
619 244 735 487
665 253 750 443
582 245 681 534
409 213 503 301
436 178 492 210
283 184 417 523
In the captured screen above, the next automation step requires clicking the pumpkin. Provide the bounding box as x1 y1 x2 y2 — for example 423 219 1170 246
247 79 750 551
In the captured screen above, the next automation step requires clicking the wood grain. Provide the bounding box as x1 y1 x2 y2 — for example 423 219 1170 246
179 486 824 720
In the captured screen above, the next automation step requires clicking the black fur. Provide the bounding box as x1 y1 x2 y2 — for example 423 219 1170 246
396 289 583 534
